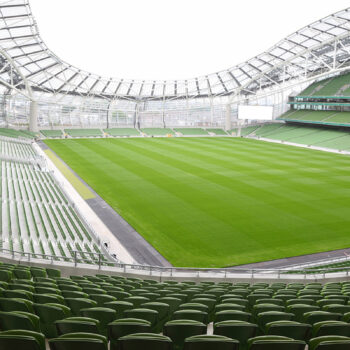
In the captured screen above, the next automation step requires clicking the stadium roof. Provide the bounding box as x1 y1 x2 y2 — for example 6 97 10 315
0 1 350 101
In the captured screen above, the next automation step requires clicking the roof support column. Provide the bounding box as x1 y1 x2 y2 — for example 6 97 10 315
225 104 231 131
29 99 38 132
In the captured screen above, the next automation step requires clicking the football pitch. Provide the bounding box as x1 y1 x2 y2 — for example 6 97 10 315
44 137 350 267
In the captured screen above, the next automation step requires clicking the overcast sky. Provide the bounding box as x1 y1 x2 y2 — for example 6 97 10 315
29 0 350 81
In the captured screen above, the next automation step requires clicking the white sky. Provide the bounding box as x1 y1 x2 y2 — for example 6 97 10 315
29 0 350 81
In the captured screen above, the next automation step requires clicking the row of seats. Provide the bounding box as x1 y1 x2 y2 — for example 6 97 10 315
0 139 37 160
0 128 38 139
0 147 106 262
0 262 349 349
4 330 350 350
40 128 229 138
278 110 350 126
246 123 350 151
297 72 350 97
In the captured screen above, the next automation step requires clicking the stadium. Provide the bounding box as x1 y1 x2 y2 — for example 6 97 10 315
1 0 350 349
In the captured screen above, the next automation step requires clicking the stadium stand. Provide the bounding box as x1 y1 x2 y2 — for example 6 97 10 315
141 128 174 136
174 128 209 136
0 262 347 349
247 124 350 150
297 72 350 97
0 139 106 262
104 128 140 137
0 128 38 139
230 125 262 136
0 139 37 160
278 110 350 126
40 130 63 138
206 129 228 135
65 129 103 138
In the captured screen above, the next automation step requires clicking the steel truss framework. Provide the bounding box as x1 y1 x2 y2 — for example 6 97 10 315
0 1 349 130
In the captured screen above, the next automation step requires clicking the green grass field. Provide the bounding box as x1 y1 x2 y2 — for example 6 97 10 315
44 137 350 268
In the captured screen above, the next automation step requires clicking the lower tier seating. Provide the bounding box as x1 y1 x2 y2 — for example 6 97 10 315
174 128 209 136
40 130 63 138
0 262 348 350
64 129 103 138
104 128 140 137
248 124 350 151
141 128 174 136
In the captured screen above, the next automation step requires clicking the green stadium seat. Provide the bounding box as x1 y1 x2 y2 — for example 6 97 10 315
49 332 108 350
118 333 172 350
309 336 350 350
33 293 65 305
65 298 97 316
164 319 206 350
215 310 251 322
313 321 350 337
80 307 117 336
46 269 61 278
0 311 41 331
248 335 306 350
183 334 239 350
108 318 152 350
33 303 71 338
0 330 45 350
214 320 258 348
123 308 159 331
173 309 208 324
257 311 294 329
179 303 209 313
55 317 101 335
265 320 311 340
303 311 342 325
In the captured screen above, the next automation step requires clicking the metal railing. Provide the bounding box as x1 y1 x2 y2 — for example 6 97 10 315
2 246 350 281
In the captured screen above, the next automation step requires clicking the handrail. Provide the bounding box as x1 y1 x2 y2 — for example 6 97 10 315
2 246 350 279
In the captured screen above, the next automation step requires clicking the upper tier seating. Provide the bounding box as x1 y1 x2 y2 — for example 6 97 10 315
297 72 350 97
0 262 349 350
278 110 350 126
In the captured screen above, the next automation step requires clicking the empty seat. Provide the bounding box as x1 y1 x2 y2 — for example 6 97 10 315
247 335 305 350
55 317 101 335
164 319 206 350
214 320 258 348
108 318 152 350
309 335 350 350
184 334 239 350
0 311 41 332
118 333 172 350
49 332 107 350
0 330 45 350
80 307 117 336
265 320 311 340
313 321 350 337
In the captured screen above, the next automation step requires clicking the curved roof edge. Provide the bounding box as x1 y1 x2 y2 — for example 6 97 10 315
0 1 350 101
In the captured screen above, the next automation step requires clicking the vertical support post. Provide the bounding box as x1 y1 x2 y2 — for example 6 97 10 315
74 251 77 267
98 253 101 270
29 100 38 132
225 104 231 131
